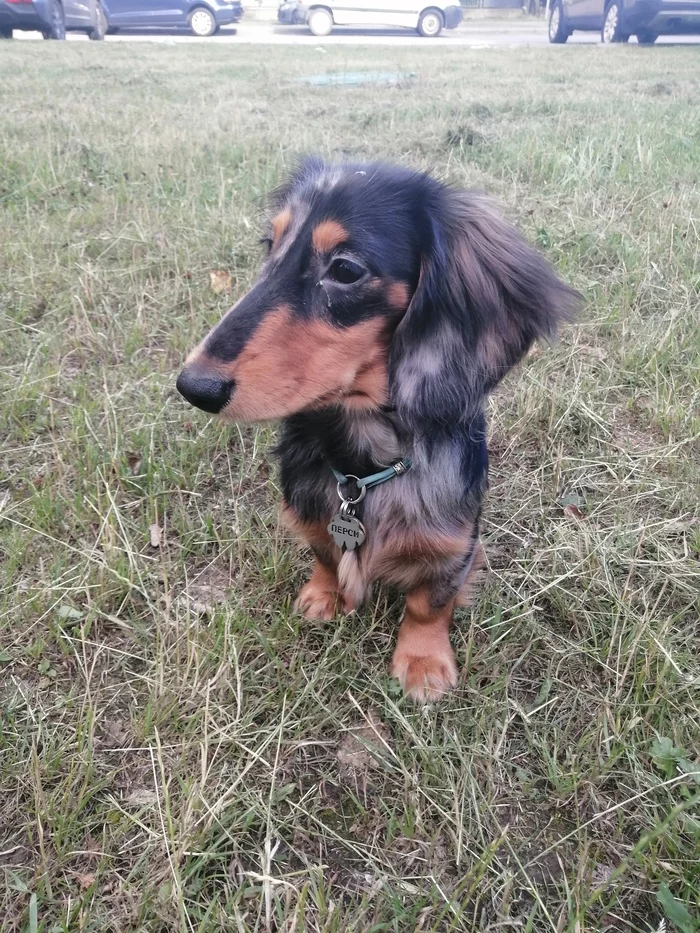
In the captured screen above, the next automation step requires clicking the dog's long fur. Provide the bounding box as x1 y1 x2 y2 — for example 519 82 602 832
177 159 579 701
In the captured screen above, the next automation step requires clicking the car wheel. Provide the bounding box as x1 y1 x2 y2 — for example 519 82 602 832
42 0 66 39
548 0 569 42
0 26 13 38
307 7 333 35
188 6 217 36
417 9 444 36
89 0 107 39
601 1 629 42
636 29 657 43
106 25 119 33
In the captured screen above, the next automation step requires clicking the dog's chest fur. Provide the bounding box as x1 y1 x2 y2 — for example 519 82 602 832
277 406 489 601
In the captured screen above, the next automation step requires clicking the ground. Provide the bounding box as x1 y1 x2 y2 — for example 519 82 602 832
0 41 699 933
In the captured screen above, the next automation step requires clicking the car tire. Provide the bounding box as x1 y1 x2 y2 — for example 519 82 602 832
106 25 119 33
0 26 13 38
42 0 66 39
548 0 569 42
89 0 107 39
636 29 657 43
417 8 444 36
307 7 333 35
601 1 629 42
188 5 217 36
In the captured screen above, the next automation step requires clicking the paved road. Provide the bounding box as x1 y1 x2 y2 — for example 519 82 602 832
14 21 700 45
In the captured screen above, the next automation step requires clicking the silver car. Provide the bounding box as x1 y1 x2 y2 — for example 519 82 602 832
278 0 462 36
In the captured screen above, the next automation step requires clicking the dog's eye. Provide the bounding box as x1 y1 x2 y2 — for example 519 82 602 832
259 236 273 255
328 258 365 285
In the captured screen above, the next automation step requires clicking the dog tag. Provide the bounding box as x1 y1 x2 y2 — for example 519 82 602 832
328 512 366 551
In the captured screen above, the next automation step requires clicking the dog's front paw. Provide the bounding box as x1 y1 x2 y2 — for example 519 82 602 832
294 580 338 621
390 644 458 703
294 582 356 621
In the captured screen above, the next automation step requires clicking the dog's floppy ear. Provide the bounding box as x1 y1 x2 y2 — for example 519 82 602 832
389 189 580 427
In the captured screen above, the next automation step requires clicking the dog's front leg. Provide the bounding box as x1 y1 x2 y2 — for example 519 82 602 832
295 552 355 621
283 504 357 620
385 534 483 702
390 587 458 703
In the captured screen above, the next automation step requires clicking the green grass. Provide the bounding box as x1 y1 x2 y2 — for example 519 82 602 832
1 41 699 933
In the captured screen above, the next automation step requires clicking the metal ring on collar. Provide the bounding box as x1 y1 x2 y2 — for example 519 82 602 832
336 474 366 505
339 500 355 519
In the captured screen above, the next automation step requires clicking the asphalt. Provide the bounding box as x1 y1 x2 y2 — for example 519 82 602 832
12 19 700 44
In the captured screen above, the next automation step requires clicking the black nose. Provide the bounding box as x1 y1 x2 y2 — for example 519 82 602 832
176 369 233 414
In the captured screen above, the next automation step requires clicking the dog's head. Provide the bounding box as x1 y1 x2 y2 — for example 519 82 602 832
177 159 579 426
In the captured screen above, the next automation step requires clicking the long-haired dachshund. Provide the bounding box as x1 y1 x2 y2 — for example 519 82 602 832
177 159 579 702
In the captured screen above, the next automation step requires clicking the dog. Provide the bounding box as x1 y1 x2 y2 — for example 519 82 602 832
176 158 579 702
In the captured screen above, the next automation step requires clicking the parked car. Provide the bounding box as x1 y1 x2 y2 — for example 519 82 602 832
278 0 462 35
548 0 700 42
101 0 242 36
0 0 106 38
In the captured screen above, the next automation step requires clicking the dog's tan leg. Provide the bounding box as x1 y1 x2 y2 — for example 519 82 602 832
283 503 356 620
386 535 484 701
390 587 458 703
295 557 344 621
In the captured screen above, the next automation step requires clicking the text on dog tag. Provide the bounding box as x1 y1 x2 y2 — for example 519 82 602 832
328 513 366 551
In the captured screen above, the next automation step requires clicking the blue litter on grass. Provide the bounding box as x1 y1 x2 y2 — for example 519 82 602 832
300 71 416 86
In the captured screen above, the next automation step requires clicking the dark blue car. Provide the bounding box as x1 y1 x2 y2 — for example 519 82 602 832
0 0 107 38
548 0 700 42
101 0 242 35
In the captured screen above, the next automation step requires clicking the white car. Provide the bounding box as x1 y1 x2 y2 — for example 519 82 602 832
278 0 462 36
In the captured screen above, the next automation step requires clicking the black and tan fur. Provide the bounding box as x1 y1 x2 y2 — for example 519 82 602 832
177 159 579 702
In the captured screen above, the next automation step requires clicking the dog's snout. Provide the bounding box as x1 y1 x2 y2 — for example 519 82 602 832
176 369 233 414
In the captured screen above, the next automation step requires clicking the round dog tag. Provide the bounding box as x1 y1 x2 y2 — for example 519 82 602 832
328 512 366 551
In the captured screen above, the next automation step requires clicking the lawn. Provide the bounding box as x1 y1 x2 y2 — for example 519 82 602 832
1 40 699 933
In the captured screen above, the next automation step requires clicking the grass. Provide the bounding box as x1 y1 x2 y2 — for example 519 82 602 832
1 39 699 933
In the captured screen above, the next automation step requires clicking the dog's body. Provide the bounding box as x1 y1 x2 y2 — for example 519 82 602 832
177 159 579 701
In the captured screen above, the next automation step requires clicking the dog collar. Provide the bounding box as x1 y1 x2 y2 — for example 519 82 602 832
326 459 411 552
328 458 411 495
